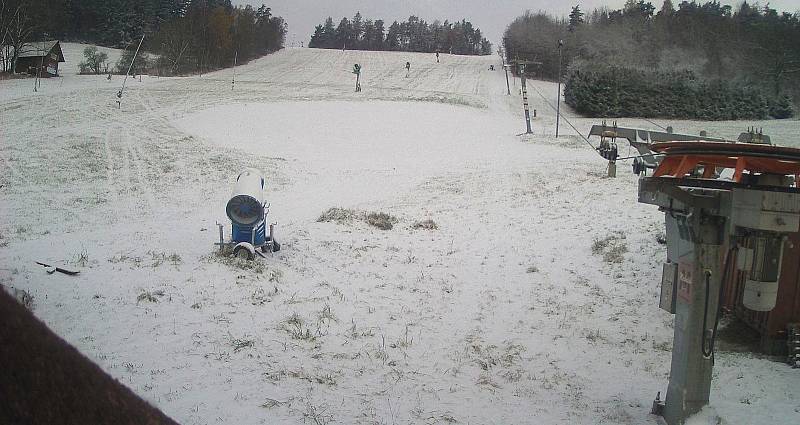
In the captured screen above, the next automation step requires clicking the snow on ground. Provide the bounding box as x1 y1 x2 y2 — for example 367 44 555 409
1 47 799 424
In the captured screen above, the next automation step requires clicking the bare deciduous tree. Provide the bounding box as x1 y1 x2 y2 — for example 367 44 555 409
6 0 35 73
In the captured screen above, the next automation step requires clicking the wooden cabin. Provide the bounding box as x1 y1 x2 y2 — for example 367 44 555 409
15 40 65 77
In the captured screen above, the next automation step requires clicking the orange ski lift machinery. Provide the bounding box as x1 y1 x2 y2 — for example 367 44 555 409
587 121 733 177
636 137 800 424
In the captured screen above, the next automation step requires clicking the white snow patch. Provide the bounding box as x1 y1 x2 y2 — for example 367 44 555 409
1 46 799 425
686 407 722 425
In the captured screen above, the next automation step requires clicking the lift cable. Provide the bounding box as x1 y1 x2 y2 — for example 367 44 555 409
642 117 667 131
525 82 598 152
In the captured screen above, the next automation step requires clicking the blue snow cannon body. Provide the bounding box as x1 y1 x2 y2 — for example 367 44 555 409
217 168 279 259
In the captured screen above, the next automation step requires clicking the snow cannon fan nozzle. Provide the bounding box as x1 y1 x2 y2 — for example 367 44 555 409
226 168 266 226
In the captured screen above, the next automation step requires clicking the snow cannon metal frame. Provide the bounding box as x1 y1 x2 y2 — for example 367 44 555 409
215 168 280 260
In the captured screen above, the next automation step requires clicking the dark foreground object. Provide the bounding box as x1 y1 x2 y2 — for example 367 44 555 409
0 289 179 425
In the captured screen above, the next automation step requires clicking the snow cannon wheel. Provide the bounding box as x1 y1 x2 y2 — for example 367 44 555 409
233 242 256 260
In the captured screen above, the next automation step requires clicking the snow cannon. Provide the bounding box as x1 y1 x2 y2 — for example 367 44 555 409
226 168 266 226
216 168 280 259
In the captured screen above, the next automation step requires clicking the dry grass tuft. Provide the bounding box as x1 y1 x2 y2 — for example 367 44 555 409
592 232 628 264
136 289 165 304
317 207 357 224
412 219 438 230
365 212 397 230
318 207 399 230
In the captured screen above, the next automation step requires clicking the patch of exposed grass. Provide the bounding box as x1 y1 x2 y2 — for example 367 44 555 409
603 244 628 263
3 286 34 310
231 336 255 352
260 398 289 409
250 286 279 305
210 250 266 274
137 289 165 304
390 325 414 349
109 254 143 267
73 249 89 267
318 304 337 323
592 232 628 264
652 340 671 352
280 313 317 342
347 319 376 339
148 251 182 267
411 219 438 230
583 328 605 343
318 207 399 230
317 207 357 224
366 212 397 230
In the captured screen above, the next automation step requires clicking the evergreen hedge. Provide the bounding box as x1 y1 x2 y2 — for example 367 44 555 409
564 66 793 120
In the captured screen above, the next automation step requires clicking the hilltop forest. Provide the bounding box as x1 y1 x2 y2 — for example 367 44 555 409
504 1 798 119
0 0 286 75
309 13 492 55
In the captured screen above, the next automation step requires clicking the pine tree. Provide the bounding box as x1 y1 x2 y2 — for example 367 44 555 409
305 13 491 55
385 21 401 50
351 11 363 48
321 17 336 48
657 0 674 17
373 19 385 50
480 39 492 55
335 17 351 49
568 5 584 32
308 24 324 48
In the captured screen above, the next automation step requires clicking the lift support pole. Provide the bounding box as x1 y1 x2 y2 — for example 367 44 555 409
510 58 540 136
520 64 532 134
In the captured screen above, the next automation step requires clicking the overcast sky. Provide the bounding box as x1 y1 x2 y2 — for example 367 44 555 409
234 1 800 46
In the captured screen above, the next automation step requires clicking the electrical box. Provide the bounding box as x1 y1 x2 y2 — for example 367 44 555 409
660 262 678 314
743 279 779 311
730 189 800 234
740 235 785 311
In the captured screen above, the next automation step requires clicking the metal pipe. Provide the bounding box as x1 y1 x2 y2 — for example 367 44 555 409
556 39 564 138
232 51 237 90
269 223 275 250
118 34 145 108
218 223 224 252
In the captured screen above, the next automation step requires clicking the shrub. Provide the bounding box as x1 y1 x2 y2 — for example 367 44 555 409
79 47 108 75
116 49 150 75
564 65 777 120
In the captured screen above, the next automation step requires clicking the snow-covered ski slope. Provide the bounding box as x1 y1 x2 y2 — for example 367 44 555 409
1 47 798 425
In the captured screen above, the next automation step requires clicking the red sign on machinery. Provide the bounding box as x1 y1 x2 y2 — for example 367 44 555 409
678 262 693 303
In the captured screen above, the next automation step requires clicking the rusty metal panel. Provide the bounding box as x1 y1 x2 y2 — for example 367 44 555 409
767 233 800 335
726 232 800 351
